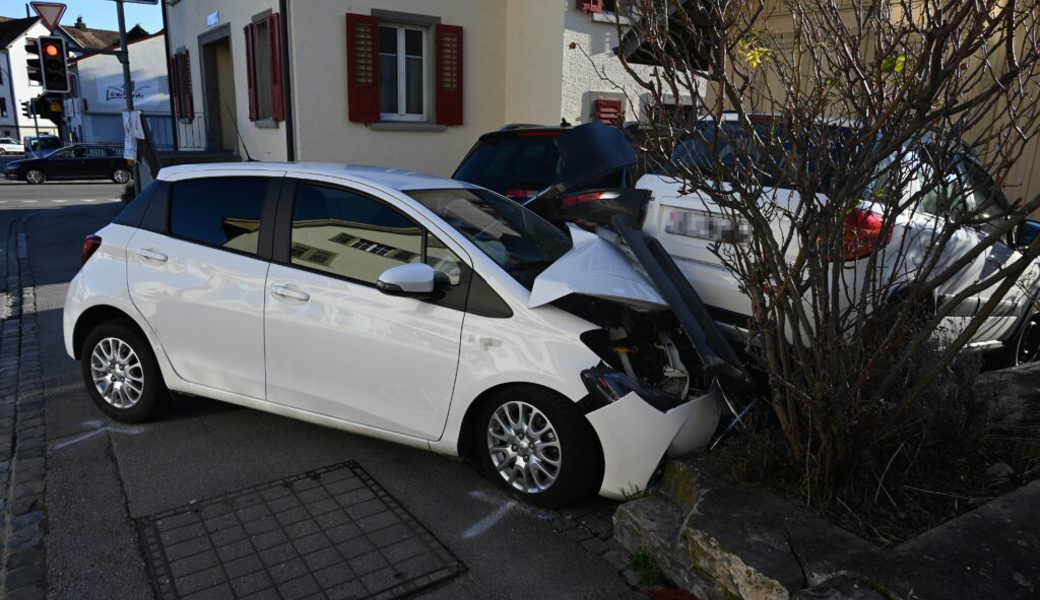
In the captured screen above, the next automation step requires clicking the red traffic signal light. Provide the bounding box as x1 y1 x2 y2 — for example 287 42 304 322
44 42 60 57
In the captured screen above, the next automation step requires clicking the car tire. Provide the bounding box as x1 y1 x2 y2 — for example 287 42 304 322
1012 312 1040 366
80 319 167 423
112 168 132 184
476 387 601 507
25 169 45 184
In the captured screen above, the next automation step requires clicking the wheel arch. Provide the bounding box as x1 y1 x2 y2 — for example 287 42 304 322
72 304 149 360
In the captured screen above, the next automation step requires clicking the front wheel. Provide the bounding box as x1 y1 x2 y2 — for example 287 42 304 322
1012 313 1040 366
80 319 167 423
25 169 45 184
476 388 601 507
112 168 132 184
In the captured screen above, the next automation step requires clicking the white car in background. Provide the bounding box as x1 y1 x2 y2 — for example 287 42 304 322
64 163 748 505
0 137 24 155
636 114 1040 362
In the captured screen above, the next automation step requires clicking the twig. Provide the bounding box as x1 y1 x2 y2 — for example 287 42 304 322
874 440 906 503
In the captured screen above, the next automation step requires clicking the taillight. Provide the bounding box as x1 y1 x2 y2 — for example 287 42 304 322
81 234 102 266
842 209 891 261
561 190 622 207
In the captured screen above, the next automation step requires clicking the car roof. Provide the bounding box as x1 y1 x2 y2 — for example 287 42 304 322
157 162 478 193
475 126 567 142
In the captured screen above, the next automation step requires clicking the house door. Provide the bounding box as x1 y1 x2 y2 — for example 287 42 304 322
202 36 237 152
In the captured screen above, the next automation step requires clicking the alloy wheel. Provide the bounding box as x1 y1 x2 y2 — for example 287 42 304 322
90 337 145 409
487 400 562 494
113 169 131 184
26 170 44 184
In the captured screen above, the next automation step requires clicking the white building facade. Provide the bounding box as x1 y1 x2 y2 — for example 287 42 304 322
163 0 692 175
0 17 63 140
66 33 173 148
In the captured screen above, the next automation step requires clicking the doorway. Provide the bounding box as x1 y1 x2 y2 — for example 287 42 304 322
200 28 237 152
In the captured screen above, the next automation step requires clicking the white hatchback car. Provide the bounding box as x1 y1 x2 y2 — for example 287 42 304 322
64 163 743 505
0 137 24 155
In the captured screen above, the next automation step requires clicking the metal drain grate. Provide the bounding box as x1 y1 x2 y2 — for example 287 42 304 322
136 461 464 600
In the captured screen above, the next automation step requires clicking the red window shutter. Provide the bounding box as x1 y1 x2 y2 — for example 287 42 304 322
180 50 194 121
244 24 258 121
593 98 624 127
346 13 380 124
268 13 284 122
578 0 604 13
435 24 463 126
169 54 181 119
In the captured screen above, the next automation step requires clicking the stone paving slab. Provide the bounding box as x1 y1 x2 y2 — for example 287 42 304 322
135 461 465 600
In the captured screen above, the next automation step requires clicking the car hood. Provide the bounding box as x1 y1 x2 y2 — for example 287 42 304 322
3 159 25 169
529 225 666 310
531 223 752 385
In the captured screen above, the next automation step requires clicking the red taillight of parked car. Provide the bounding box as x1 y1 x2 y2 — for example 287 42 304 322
842 209 891 261
561 190 622 207
81 234 102 266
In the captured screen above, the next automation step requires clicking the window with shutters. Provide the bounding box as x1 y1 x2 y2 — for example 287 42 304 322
346 13 463 127
169 49 194 122
245 12 284 123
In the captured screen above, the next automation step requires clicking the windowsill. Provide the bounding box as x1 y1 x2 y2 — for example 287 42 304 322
253 118 279 129
369 122 447 132
591 12 632 25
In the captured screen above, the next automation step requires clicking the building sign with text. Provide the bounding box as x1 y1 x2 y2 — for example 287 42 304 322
95 75 167 110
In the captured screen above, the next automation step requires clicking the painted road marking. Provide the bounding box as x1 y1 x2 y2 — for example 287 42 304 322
21 199 38 203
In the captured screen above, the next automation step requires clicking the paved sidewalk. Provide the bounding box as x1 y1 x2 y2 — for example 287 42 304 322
0 217 48 599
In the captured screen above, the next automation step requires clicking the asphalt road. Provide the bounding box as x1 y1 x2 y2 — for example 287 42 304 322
3 184 641 599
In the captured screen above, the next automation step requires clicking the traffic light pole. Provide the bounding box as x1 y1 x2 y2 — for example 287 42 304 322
116 0 141 194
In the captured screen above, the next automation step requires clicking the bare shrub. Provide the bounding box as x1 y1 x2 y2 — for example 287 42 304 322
614 0 1040 504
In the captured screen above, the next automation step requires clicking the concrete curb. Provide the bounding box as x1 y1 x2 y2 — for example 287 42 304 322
0 217 48 599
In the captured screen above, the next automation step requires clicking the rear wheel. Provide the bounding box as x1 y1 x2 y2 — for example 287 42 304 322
80 319 167 423
476 387 601 507
25 169 45 184
112 168 132 184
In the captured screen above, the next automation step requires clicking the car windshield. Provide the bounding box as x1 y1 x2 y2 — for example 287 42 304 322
408 187 573 289
666 119 851 192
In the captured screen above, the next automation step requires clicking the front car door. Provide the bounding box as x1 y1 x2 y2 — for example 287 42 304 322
126 172 280 399
264 178 469 440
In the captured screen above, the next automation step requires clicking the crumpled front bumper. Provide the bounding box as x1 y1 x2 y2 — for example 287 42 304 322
584 380 722 500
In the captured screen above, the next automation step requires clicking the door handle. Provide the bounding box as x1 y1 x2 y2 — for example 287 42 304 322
271 284 310 302
136 248 168 263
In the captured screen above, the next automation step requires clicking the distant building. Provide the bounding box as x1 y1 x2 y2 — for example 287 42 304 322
65 32 172 149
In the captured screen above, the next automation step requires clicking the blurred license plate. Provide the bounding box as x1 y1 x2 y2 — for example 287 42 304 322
664 209 749 243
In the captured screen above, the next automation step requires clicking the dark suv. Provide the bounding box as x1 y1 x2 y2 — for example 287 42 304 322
453 122 647 228
3 143 132 185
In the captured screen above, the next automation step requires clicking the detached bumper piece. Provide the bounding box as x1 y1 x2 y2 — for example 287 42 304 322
581 366 723 499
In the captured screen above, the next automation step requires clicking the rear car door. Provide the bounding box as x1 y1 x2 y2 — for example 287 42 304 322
126 172 281 399
82 147 113 178
263 178 468 440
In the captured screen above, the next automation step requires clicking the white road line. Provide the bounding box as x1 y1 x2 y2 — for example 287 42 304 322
52 199 67 203
21 199 38 203
82 199 96 203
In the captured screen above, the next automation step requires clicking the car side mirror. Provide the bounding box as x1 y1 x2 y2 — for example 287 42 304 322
376 263 447 298
1016 219 1040 249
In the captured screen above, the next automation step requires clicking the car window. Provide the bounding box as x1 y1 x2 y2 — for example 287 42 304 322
290 182 429 285
408 187 572 289
49 149 72 159
454 135 562 196
169 177 269 255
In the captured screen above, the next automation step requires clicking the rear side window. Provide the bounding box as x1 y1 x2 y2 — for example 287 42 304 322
454 136 561 195
169 177 270 255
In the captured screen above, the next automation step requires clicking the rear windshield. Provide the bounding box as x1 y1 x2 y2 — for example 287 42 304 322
454 135 562 195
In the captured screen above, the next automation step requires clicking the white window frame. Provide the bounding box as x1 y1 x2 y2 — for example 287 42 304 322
379 24 428 123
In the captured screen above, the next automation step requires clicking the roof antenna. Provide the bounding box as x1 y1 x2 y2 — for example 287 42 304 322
224 100 255 161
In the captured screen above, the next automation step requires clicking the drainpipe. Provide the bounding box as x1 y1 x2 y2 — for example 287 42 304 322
279 0 295 161
160 0 178 151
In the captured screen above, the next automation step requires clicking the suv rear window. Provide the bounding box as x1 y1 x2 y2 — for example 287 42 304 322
454 135 561 196
169 177 270 255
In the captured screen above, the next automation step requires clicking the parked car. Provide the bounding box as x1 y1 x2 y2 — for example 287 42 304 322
64 162 749 505
0 137 24 155
453 123 651 228
3 143 132 184
636 113 1040 363
22 134 62 157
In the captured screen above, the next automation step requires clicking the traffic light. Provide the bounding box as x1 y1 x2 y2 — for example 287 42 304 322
38 36 70 93
21 100 35 119
25 38 42 85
